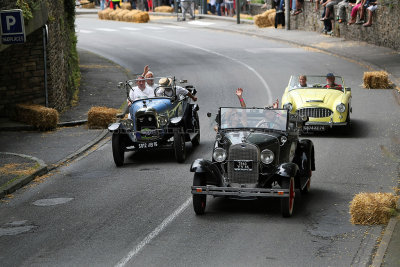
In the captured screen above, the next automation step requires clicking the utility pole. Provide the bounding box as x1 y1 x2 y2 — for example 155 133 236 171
285 0 290 30
236 0 240 24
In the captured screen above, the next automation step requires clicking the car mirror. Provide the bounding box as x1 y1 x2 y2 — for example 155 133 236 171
117 82 124 89
180 79 187 84
345 87 351 92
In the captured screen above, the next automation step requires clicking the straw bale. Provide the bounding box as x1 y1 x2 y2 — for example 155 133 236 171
81 0 95 8
14 104 58 131
254 9 276 28
363 71 390 89
121 2 132 10
154 6 174 13
122 10 141 22
100 8 114 20
131 11 150 23
110 9 124 20
350 192 398 225
88 106 119 129
116 10 130 21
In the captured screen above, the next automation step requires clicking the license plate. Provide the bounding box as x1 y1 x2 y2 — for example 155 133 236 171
234 160 253 171
137 141 158 149
303 125 326 131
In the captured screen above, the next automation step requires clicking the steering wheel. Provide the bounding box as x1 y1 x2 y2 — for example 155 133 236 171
312 84 322 88
257 121 276 128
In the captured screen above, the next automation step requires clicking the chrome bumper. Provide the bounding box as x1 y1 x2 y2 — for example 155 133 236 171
191 186 289 198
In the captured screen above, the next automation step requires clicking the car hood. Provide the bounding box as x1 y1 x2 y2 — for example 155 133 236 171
223 131 282 147
130 98 174 116
288 89 343 108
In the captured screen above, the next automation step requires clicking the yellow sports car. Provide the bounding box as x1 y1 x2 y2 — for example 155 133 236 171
281 74 352 131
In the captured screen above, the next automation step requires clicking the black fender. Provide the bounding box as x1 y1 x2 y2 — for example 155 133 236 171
108 122 122 132
190 159 224 186
298 139 315 172
276 162 299 178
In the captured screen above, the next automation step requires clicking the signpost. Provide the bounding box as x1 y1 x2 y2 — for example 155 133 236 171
0 9 26 45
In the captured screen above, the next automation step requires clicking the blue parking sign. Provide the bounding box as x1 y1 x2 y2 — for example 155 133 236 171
0 9 26 44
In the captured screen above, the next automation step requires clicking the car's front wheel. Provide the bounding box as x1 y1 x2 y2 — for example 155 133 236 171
193 173 206 215
174 128 186 163
112 133 125 167
281 176 295 217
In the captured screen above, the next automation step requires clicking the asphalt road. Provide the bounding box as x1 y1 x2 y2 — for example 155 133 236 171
0 16 399 266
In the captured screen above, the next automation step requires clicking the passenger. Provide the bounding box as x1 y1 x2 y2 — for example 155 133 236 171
298 75 308 87
128 75 155 106
324 73 343 90
156 77 198 101
142 65 158 91
236 88 279 108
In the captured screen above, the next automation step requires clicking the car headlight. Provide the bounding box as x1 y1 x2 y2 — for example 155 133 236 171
283 103 293 112
336 103 346 113
157 115 168 126
213 147 227 162
261 149 274 164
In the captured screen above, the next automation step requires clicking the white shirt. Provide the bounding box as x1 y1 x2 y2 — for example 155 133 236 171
129 85 155 101
156 85 189 98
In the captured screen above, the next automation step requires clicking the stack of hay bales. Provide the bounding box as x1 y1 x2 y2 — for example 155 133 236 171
350 192 398 225
97 8 149 23
88 106 120 129
14 104 59 131
154 6 174 13
80 0 95 8
254 9 276 28
363 71 391 89
121 2 132 10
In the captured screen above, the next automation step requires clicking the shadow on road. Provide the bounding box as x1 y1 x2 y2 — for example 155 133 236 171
301 119 370 139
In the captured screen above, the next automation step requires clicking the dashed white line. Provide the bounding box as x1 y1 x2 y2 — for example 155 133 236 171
145 26 163 30
163 25 186 29
114 197 192 267
96 28 118 32
188 21 215 26
77 29 93 34
120 27 141 31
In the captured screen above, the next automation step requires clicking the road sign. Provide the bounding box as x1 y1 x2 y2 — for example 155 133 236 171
0 9 26 44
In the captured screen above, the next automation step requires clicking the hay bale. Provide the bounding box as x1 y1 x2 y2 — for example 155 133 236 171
350 192 398 225
121 2 132 10
131 11 150 23
254 9 276 28
14 104 59 130
100 8 114 20
122 10 141 22
116 9 130 21
87 106 119 129
363 71 390 89
110 9 124 20
154 6 174 13
81 0 95 8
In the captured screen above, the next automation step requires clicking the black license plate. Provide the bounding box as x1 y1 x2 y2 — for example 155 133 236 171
303 125 326 131
137 141 158 149
234 160 253 171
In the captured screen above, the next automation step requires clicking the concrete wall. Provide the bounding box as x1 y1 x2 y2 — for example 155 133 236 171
0 0 78 117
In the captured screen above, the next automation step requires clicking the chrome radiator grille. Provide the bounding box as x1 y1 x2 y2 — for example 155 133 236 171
297 108 333 118
227 143 259 184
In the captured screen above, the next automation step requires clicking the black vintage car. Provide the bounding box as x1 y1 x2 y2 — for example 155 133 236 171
108 77 200 166
190 107 315 217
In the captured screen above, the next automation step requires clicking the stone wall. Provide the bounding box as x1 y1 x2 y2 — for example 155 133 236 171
0 0 79 117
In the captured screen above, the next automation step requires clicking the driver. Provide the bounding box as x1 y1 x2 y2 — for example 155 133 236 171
128 75 155 106
256 109 286 129
156 77 198 102
324 73 343 90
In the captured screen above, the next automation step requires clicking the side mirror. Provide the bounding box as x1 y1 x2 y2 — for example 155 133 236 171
180 80 187 84
345 87 351 92
207 112 212 118
117 82 124 89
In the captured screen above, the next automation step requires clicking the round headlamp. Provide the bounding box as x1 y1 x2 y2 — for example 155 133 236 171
283 103 293 112
336 103 346 113
261 149 274 164
157 115 168 126
213 147 227 162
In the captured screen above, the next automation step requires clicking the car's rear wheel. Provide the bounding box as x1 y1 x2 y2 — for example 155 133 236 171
174 128 186 163
112 133 125 167
193 173 206 215
191 112 200 147
281 176 295 217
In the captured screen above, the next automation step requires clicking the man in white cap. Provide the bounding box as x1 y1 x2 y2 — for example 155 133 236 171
142 65 158 92
156 77 197 101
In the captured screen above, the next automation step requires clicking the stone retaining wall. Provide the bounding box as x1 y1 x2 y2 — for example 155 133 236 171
0 0 79 117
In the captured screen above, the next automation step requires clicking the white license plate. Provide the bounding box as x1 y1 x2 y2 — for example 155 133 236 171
234 160 253 171
138 141 158 149
303 125 326 131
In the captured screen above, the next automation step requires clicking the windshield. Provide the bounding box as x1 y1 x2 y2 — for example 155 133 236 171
288 75 344 91
220 108 288 131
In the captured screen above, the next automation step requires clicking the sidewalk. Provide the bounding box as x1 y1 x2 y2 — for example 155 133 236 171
0 49 129 197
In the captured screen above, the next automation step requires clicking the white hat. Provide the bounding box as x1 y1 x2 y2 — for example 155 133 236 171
158 77 172 87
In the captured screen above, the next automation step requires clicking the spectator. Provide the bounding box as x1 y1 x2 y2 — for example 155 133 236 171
209 0 217 14
111 0 120 9
337 0 356 23
147 0 153 12
347 0 364 25
216 0 223 16
363 0 377 27
225 0 234 16
181 0 195 21
100 0 105 10
293 0 304 15
320 0 340 21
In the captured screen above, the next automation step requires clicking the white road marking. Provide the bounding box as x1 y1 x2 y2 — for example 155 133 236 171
120 27 141 31
96 28 118 32
163 25 186 29
115 197 192 267
77 29 93 34
188 21 215 26
245 47 307 54
145 26 163 30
